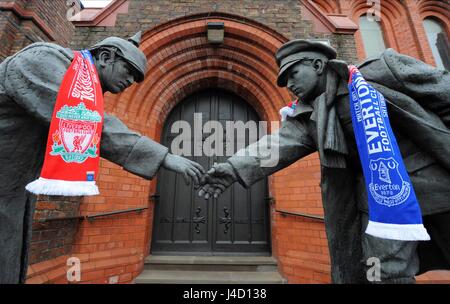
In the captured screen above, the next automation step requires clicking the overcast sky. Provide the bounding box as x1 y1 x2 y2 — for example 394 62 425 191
80 0 112 8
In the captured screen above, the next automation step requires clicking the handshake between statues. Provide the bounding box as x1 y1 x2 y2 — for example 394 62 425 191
197 162 238 199
162 153 237 198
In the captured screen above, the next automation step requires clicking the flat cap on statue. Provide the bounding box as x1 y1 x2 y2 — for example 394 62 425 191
275 39 337 87
88 32 147 82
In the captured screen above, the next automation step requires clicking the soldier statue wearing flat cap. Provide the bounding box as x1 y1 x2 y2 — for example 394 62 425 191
199 39 450 283
0 33 205 284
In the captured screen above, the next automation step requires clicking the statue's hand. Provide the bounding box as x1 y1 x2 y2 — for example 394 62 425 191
198 162 238 199
162 153 205 186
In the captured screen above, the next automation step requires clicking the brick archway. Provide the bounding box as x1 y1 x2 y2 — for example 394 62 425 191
106 12 295 261
108 12 292 141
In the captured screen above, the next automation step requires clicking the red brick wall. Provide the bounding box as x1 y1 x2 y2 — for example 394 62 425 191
69 160 150 283
30 196 81 264
24 0 77 45
270 153 331 283
0 0 77 61
0 9 20 60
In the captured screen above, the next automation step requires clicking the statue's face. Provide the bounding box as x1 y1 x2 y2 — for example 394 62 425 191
285 57 325 102
95 50 138 94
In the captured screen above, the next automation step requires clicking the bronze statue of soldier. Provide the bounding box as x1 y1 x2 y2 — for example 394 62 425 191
199 40 450 283
0 33 204 284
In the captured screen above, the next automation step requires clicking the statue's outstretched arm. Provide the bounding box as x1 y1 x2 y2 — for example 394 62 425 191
198 118 316 199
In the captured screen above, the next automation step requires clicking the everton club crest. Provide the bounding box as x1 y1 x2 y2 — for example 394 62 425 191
51 102 102 163
368 157 411 207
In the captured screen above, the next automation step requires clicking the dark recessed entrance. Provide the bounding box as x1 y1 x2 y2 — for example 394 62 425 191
151 89 270 255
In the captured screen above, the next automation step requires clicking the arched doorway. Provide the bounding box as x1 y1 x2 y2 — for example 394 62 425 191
151 89 270 255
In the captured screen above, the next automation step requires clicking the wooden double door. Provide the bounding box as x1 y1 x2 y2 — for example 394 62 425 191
151 89 270 255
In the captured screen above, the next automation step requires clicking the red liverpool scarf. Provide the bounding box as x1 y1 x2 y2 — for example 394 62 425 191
26 50 103 196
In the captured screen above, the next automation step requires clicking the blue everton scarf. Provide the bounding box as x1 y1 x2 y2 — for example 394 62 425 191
348 65 430 241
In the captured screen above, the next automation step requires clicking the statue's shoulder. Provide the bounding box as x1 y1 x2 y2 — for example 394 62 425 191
356 48 428 75
5 42 75 65
353 49 405 85
356 48 398 69
0 43 76 88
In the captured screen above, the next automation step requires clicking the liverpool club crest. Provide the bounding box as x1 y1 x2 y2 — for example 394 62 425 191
50 103 102 163
368 157 411 207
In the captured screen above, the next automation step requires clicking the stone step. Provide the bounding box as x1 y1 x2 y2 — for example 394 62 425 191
144 255 279 272
135 270 287 284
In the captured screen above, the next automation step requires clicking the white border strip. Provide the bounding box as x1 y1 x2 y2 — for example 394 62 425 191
26 177 99 196
366 220 430 241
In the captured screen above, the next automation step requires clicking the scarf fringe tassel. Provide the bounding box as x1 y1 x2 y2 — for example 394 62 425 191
26 177 99 196
365 220 431 241
280 106 294 121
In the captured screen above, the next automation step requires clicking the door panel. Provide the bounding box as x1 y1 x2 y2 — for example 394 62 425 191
151 89 270 255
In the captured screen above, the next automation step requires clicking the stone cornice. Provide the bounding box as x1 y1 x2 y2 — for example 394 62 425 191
301 0 358 34
71 0 129 27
